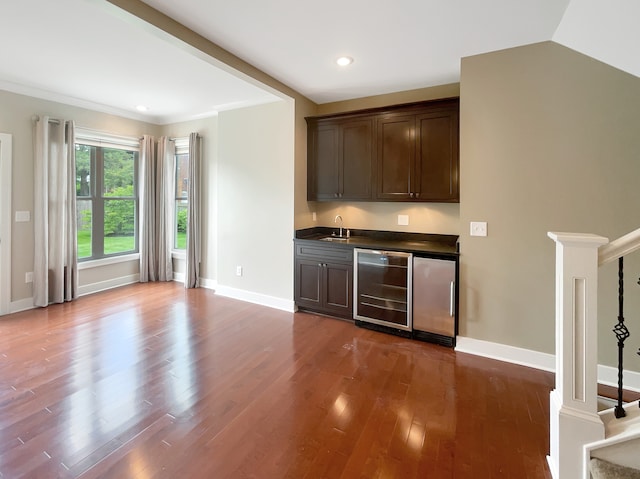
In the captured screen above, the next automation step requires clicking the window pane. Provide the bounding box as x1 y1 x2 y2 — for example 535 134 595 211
77 199 92 259
76 144 92 196
175 154 189 198
104 199 135 254
175 200 188 250
103 148 135 197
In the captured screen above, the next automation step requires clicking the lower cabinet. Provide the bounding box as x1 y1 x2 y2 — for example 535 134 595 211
294 243 353 319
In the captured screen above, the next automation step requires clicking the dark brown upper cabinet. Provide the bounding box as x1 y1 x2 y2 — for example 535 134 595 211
306 98 459 203
307 117 373 201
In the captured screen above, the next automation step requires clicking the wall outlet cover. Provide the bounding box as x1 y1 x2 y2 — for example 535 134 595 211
398 215 409 226
236 266 243 277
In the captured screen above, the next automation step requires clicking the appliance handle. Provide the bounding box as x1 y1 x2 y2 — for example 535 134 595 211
449 281 455 317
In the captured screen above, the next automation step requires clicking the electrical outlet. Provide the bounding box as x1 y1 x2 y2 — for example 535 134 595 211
25 272 33 283
236 266 243 277
397 215 409 226
470 221 488 237
312 212 317 222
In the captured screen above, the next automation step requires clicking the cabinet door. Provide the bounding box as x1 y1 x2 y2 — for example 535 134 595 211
340 118 373 200
308 123 340 200
414 109 459 201
375 115 414 200
295 259 323 309
323 262 353 316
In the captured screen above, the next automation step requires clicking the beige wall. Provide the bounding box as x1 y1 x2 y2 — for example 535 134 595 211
460 41 640 370
0 89 161 302
217 100 295 298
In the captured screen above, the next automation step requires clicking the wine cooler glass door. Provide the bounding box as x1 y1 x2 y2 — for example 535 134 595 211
354 249 412 330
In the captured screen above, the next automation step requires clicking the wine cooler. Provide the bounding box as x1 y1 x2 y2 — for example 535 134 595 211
353 248 413 332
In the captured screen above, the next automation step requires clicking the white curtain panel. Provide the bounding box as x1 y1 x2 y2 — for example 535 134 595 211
139 135 157 282
157 137 175 282
185 132 201 289
33 117 78 307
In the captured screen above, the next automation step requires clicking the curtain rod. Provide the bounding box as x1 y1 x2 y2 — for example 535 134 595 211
31 115 61 125
139 135 199 141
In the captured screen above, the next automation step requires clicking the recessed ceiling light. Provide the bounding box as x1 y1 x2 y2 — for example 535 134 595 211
336 56 354 67
136 105 148 112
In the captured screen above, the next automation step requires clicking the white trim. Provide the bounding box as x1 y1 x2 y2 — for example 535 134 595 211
171 250 186 260
78 253 139 270
455 336 640 392
214 284 295 313
598 227 640 266
9 297 34 314
174 137 189 154
78 274 140 297
199 277 217 290
597 364 640 393
455 336 556 372
173 271 185 283
74 127 140 150
0 133 12 315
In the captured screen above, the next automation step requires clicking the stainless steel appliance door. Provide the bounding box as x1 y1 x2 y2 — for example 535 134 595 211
354 249 412 331
413 257 456 337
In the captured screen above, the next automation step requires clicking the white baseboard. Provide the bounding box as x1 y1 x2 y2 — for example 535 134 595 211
455 336 640 391
173 271 185 283
199 277 216 290
78 273 140 297
598 364 640 393
9 297 34 313
214 284 295 313
455 336 556 372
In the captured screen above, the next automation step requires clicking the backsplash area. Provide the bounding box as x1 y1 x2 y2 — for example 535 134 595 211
311 202 460 235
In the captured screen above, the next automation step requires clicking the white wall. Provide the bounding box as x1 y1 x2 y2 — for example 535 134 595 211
216 100 295 305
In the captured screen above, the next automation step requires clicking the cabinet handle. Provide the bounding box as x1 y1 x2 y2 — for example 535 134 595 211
415 192 420 198
449 281 455 317
410 192 414 198
334 193 338 198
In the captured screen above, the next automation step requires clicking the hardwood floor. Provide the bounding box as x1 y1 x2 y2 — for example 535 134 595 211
0 282 554 478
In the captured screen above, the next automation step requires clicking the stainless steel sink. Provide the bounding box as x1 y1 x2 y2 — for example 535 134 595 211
319 236 349 242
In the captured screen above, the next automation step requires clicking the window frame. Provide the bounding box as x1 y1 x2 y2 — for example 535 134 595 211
173 138 189 252
75 128 140 262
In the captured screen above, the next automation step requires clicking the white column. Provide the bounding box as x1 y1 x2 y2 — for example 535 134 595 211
547 232 608 479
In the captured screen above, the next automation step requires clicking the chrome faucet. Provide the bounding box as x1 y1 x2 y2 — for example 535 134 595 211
334 215 343 237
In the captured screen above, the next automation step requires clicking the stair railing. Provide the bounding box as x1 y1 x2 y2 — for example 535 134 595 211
547 227 640 479
598 228 640 418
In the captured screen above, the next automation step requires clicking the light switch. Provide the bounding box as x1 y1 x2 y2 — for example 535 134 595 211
15 211 30 222
470 221 488 237
397 215 409 226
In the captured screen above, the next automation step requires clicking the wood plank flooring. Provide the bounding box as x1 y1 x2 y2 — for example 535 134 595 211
0 282 554 478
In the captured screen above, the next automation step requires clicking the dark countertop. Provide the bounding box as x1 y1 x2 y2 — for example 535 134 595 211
295 227 459 257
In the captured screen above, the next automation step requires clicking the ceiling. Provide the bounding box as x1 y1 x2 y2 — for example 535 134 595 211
0 0 637 125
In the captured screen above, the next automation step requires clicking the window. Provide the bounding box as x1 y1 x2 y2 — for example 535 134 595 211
174 138 189 250
76 140 138 260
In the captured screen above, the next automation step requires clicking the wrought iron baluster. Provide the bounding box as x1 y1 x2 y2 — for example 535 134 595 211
613 257 629 418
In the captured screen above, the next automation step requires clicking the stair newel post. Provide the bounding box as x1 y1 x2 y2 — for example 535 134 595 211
547 232 608 479
613 257 629 418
